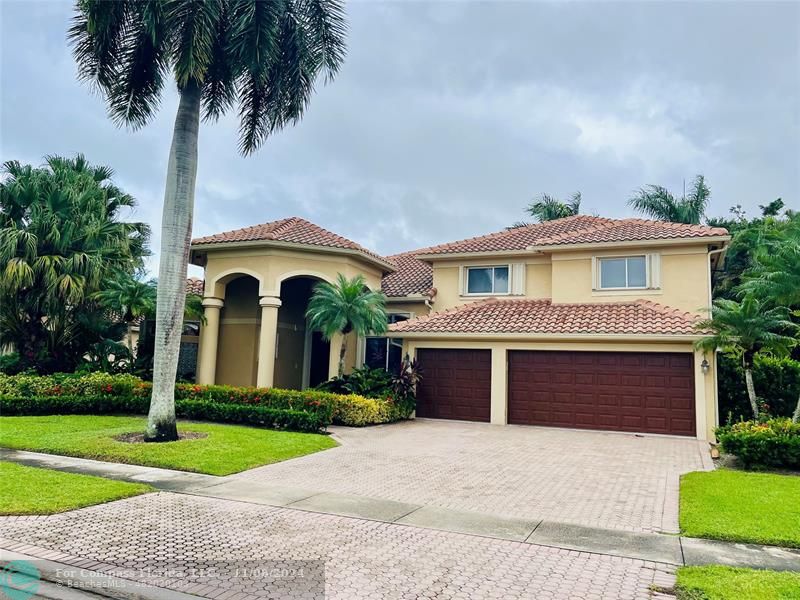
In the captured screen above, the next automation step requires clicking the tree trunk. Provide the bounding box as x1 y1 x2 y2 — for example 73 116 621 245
338 335 347 378
744 367 759 420
793 393 800 424
145 81 201 442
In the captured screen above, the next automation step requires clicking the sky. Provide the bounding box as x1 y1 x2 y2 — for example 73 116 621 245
2 1 799 277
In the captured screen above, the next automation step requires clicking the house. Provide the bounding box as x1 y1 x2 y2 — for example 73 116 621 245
189 215 730 441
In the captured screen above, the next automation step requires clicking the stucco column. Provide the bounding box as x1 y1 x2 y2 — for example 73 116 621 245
328 332 344 380
197 298 223 384
490 347 508 425
694 348 711 441
256 296 282 388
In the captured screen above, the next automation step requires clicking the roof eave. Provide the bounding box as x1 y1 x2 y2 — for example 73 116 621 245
190 239 396 272
386 331 703 342
526 235 731 252
414 249 542 261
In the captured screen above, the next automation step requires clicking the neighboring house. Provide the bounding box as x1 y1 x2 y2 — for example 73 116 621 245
189 215 729 441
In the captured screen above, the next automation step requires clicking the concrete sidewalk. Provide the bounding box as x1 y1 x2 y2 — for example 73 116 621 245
3 448 799 572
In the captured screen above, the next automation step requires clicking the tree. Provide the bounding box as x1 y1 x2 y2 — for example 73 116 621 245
696 296 796 419
524 192 581 223
628 175 710 224
70 0 347 441
306 274 388 378
0 155 148 373
93 274 157 355
740 217 800 421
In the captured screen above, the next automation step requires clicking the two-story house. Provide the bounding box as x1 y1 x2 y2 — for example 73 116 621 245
189 215 729 441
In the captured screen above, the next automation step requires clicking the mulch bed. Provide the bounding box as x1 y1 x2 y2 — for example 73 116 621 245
114 431 208 443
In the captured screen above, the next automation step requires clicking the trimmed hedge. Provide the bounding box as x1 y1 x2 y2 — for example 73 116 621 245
0 395 327 433
716 419 800 469
0 372 413 428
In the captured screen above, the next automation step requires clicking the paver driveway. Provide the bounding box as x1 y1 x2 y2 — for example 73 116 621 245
235 419 712 533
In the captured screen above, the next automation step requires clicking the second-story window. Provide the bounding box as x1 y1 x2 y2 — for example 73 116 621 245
466 266 509 294
598 256 647 289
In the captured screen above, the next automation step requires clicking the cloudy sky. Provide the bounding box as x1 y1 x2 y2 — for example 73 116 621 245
2 1 798 276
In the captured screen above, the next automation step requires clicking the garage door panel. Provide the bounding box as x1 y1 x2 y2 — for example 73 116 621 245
416 349 491 422
508 350 696 436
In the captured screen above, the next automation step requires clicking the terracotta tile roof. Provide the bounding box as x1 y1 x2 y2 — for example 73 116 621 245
186 277 204 296
417 215 728 256
381 252 433 297
192 217 387 263
388 298 702 336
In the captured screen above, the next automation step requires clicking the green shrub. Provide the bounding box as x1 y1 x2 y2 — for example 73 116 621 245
0 395 326 433
716 418 800 469
0 372 412 428
718 355 800 421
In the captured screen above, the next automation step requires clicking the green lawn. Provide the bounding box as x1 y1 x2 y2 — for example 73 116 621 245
676 566 800 600
0 415 337 476
0 461 152 515
680 470 800 548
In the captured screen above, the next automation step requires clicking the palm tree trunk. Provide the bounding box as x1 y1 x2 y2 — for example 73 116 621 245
145 81 201 442
744 367 759 420
793 393 799 424
338 337 347 378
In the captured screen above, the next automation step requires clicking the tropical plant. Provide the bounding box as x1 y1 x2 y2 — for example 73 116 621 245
93 274 157 354
740 216 800 421
696 296 797 419
524 192 582 223
70 0 347 441
306 274 388 378
0 155 148 373
628 175 710 224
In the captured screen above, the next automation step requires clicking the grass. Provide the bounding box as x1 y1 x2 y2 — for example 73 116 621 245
0 462 152 515
0 415 338 476
680 469 800 548
675 566 800 600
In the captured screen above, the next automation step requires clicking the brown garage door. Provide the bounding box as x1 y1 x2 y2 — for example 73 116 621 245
508 351 695 436
416 349 491 422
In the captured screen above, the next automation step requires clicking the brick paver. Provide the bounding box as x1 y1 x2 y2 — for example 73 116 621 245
0 492 675 599
235 420 711 532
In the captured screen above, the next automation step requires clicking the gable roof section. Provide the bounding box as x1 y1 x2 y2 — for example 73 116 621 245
191 216 390 266
388 298 702 336
416 215 728 257
381 252 434 297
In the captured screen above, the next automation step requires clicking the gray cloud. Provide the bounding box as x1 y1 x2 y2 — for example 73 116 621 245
2 1 798 276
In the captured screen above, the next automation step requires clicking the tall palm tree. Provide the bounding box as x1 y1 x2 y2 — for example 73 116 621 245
0 156 148 372
306 274 388 378
525 192 582 223
628 175 710 224
70 0 347 441
696 296 796 419
740 217 800 421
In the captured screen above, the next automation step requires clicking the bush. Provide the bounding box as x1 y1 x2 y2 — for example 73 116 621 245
0 395 327 433
718 355 800 421
0 372 412 428
716 418 800 469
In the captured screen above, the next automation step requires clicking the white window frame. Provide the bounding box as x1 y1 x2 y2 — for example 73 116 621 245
361 312 410 371
463 265 512 296
595 255 652 290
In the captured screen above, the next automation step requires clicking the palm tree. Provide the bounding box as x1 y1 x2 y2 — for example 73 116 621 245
628 175 710 224
0 156 148 372
93 274 157 354
70 0 347 441
525 192 582 223
740 218 800 421
306 274 388 378
696 296 797 419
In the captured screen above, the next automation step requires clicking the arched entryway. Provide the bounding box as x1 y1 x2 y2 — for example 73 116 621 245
215 275 260 387
275 276 330 390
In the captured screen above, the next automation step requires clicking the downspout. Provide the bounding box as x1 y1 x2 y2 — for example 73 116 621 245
707 245 727 431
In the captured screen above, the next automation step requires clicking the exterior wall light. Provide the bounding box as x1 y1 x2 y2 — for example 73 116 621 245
700 358 710 375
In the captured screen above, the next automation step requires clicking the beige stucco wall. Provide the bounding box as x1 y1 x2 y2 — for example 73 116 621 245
428 244 712 315
403 337 718 441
